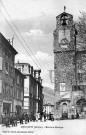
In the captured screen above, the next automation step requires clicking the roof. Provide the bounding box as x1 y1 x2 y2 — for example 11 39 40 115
15 63 41 72
0 33 18 55
15 62 30 66
15 68 26 78
56 11 73 19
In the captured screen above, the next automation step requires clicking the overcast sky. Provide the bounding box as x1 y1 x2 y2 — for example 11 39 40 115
0 0 86 89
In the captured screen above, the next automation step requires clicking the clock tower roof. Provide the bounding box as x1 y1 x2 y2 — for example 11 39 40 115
56 11 73 19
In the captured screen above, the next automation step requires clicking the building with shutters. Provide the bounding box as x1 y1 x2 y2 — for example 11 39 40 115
14 68 25 115
15 62 43 116
0 33 25 123
53 9 86 119
0 33 17 119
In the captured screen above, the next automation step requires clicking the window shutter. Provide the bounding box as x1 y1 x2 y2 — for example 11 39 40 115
0 57 2 70
0 80 2 93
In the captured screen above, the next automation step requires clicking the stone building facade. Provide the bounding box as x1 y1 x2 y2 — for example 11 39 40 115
14 68 25 115
53 10 86 119
0 33 18 117
0 33 25 123
15 62 43 116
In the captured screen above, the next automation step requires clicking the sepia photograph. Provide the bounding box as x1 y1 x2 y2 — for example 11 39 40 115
0 0 86 135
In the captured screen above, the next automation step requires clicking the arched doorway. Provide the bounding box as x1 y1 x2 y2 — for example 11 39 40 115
62 103 67 113
59 99 70 119
62 102 68 119
62 103 68 113
76 98 86 113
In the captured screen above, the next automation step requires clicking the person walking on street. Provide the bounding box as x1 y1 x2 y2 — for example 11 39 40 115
10 115 14 126
25 113 28 124
44 112 46 121
14 114 17 126
5 114 10 127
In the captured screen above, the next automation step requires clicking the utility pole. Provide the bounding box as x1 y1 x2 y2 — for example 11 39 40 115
12 36 14 46
71 25 78 111
73 25 78 90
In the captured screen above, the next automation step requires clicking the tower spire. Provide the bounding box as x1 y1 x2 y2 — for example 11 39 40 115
64 6 66 12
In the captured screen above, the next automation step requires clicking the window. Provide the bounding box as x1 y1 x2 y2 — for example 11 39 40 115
78 73 82 82
2 46 5 55
23 65 28 74
17 89 21 99
5 62 8 74
36 85 38 99
10 77 14 86
9 87 11 96
20 77 23 87
17 75 19 84
8 51 12 60
6 85 9 96
18 90 21 99
9 66 13 74
0 80 2 93
14 89 17 98
10 87 13 96
0 57 2 70
3 83 5 95
12 55 14 62
12 87 14 97
21 91 23 100
5 48 8 58
17 89 18 99
0 44 2 52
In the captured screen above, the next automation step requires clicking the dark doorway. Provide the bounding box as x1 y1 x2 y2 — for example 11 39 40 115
3 102 11 114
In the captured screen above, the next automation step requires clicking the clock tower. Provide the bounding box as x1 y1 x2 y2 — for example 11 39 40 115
53 8 76 118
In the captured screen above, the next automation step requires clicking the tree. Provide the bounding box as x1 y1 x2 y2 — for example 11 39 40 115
76 12 86 44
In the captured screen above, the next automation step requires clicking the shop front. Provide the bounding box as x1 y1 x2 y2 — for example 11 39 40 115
3 101 12 115
16 105 21 115
13 100 23 115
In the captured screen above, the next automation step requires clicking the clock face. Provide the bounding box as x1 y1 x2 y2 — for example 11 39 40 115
59 29 70 44
61 38 68 45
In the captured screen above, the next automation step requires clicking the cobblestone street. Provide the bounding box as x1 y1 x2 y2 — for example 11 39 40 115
1 119 86 135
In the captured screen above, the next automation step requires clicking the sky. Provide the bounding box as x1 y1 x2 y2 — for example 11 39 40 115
0 0 86 89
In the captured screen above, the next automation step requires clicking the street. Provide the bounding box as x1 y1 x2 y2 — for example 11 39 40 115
0 119 86 135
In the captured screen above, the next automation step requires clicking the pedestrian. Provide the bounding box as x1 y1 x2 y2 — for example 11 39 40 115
5 114 10 127
76 112 79 119
25 113 28 124
21 113 24 124
14 114 17 126
40 113 42 121
1 113 5 125
44 113 46 121
27 114 30 122
33 115 36 122
19 114 22 124
10 115 14 126
36 113 38 121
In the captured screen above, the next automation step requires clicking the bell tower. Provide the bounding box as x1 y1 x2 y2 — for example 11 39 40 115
53 7 75 118
54 7 74 52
